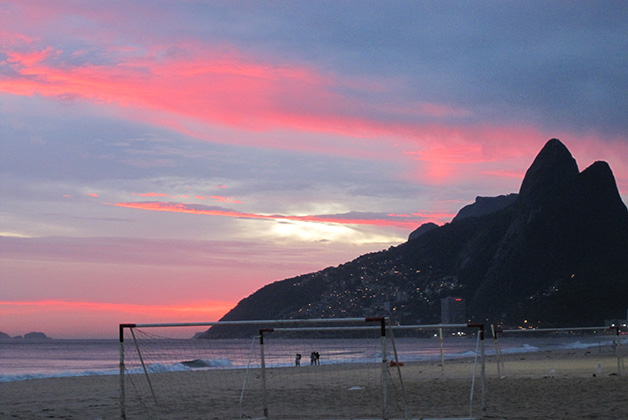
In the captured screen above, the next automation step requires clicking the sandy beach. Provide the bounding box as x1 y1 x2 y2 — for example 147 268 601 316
1 348 626 419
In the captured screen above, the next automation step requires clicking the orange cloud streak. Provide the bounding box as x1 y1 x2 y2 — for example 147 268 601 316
0 299 234 320
0 299 237 337
109 201 438 229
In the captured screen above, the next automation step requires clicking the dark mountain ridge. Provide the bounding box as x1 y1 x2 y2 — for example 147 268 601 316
450 193 518 224
200 139 628 338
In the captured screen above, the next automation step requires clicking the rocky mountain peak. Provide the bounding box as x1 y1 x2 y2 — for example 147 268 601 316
577 160 628 230
580 161 625 206
518 138 579 201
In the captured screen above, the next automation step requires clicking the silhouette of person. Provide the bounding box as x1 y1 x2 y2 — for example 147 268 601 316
295 353 301 366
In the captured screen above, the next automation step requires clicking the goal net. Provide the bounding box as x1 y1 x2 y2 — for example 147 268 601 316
385 323 487 420
119 317 408 420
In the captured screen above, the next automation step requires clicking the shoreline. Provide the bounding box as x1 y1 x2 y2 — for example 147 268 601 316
3 334 624 384
1 348 625 419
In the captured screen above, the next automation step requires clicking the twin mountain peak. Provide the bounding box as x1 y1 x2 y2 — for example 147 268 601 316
201 139 628 337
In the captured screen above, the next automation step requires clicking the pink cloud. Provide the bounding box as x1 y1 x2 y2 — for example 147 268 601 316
210 195 242 204
411 211 457 220
6 46 58 67
1 36 353 141
1 29 548 165
388 211 456 221
88 193 98 197
398 125 560 186
139 192 169 197
417 102 471 118
2 27 625 193
480 169 526 179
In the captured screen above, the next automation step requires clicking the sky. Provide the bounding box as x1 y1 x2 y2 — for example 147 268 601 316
1 1 627 338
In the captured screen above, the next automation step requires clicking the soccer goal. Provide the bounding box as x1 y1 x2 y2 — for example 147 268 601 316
119 317 408 420
492 325 626 378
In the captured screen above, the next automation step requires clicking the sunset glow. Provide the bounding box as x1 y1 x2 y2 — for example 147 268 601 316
1 1 626 338
0 300 234 338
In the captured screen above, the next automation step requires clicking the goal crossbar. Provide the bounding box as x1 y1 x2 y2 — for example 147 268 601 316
120 317 383 330
497 326 610 334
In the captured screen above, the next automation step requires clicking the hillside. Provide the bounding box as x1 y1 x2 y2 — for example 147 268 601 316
200 139 628 338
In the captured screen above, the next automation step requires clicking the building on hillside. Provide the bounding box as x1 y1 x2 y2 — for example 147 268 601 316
441 296 466 324
604 308 628 328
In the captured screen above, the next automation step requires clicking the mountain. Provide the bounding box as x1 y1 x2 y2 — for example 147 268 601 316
200 139 628 338
451 194 518 223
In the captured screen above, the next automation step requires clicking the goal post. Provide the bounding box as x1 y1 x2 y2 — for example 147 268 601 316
386 323 487 419
119 317 408 420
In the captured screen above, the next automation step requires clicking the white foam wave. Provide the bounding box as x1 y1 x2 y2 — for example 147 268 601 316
501 344 540 354
0 368 118 383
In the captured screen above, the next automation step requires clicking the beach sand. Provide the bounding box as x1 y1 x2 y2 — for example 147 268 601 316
1 348 626 419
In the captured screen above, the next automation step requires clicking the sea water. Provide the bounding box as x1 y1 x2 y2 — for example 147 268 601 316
0 339 121 382
1 334 623 383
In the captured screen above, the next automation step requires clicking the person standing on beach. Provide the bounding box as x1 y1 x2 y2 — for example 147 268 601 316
295 353 301 366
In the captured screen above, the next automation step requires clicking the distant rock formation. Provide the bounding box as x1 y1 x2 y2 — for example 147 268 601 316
0 331 51 339
24 332 51 339
199 139 628 338
408 222 438 241
452 194 518 223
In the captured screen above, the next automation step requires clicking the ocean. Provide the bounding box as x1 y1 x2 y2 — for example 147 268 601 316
1 339 121 381
2 332 624 383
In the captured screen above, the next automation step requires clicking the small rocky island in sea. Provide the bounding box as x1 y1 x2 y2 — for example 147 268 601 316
0 331 51 339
